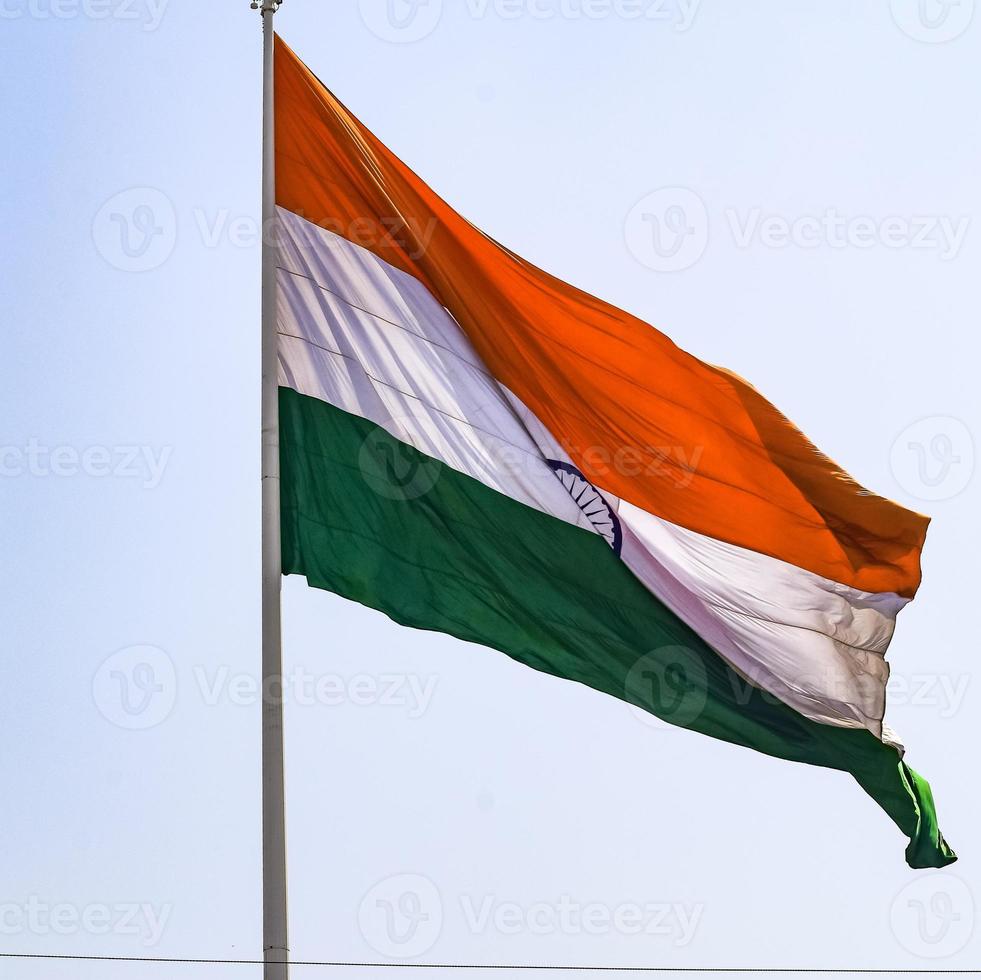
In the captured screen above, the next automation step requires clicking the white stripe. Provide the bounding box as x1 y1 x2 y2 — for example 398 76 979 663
503 393 905 739
275 271 596 533
275 206 903 742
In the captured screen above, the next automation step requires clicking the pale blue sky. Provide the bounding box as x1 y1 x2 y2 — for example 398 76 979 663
1 2 978 978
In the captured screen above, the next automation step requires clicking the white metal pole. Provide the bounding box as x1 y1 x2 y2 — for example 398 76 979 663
257 1 288 978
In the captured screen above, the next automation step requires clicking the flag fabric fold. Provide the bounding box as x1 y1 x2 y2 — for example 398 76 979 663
272 34 954 868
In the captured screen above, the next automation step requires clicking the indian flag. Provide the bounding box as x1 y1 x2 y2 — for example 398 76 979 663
272 36 954 868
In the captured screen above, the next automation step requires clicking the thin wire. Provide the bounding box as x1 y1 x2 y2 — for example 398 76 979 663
0 953 977 972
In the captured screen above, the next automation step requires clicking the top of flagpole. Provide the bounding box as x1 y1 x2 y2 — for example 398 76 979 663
251 0 283 12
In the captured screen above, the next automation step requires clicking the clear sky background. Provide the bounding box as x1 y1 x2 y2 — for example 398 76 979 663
1 1 978 978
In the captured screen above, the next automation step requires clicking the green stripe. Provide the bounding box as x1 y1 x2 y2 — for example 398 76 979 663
279 386 954 868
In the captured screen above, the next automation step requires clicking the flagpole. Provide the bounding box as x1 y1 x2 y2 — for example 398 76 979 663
256 0 288 978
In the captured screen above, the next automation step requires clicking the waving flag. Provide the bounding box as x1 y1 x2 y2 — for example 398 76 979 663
272 35 953 867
